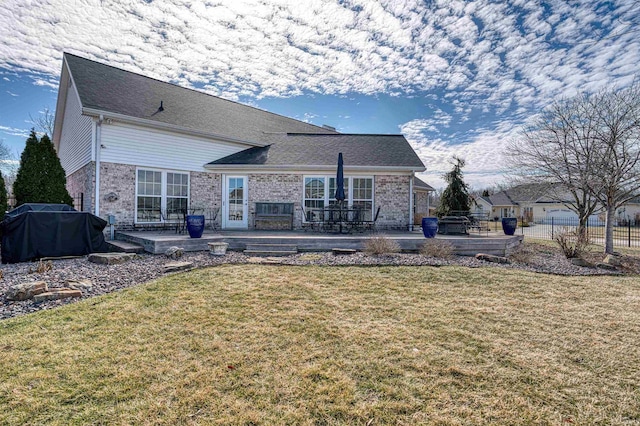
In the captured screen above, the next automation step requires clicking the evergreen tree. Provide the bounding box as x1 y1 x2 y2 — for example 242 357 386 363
0 170 6 221
482 189 490 197
13 130 73 207
436 157 470 217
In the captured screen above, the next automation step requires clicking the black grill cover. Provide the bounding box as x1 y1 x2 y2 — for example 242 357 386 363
6 203 77 217
1 209 109 264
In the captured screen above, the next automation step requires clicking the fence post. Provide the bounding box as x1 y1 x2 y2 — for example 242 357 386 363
80 192 84 212
629 220 632 248
551 217 554 239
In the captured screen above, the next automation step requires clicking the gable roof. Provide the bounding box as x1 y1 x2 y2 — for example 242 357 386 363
62 53 335 144
413 176 434 191
207 133 425 170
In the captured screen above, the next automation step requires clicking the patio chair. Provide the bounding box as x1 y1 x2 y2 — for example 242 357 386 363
364 206 381 232
300 206 321 232
205 207 220 230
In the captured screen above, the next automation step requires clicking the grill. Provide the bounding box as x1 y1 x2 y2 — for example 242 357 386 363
437 216 469 235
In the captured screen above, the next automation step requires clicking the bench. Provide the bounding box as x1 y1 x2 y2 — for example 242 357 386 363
254 202 294 230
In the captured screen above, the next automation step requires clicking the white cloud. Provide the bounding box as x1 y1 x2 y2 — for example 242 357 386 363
0 0 638 187
401 118 521 190
0 125 30 138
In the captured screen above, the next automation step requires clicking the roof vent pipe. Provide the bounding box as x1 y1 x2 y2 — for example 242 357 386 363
159 101 164 111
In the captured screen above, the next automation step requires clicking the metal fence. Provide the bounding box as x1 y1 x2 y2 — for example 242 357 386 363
517 216 640 248
7 193 85 212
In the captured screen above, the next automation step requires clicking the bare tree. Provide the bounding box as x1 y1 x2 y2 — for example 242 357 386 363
509 94 602 232
29 107 55 136
510 82 640 254
585 83 640 254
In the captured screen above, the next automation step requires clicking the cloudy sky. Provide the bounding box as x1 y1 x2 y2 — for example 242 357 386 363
0 0 638 188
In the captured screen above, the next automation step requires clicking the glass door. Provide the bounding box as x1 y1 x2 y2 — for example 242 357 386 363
224 176 248 228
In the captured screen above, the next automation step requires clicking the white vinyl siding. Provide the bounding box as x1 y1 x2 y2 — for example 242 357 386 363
58 82 93 176
100 122 246 171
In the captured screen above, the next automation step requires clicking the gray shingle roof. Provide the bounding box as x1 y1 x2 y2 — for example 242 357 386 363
64 53 335 143
413 176 434 191
207 133 425 169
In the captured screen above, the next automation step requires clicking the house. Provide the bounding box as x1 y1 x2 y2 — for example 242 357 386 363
472 184 640 224
53 53 426 231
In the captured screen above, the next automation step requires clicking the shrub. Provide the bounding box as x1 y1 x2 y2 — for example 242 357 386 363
554 228 591 259
364 235 400 255
420 239 455 259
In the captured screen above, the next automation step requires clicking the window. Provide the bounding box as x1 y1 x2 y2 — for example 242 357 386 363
303 176 373 221
352 178 373 220
136 169 189 223
137 170 162 222
166 172 189 218
304 177 325 218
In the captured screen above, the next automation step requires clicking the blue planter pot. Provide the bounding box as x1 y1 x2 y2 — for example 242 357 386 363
421 217 439 238
186 215 205 238
501 217 517 235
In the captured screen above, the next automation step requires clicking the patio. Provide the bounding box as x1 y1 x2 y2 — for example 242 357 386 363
114 229 523 256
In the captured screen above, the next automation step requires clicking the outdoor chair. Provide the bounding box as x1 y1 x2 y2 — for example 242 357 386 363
205 207 220 230
301 206 321 232
364 206 381 231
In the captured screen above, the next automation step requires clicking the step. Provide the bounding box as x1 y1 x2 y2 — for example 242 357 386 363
107 240 145 253
243 250 298 257
245 244 298 252
244 243 298 257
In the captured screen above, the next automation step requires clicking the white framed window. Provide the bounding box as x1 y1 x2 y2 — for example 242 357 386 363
136 168 190 223
304 176 325 220
303 176 373 221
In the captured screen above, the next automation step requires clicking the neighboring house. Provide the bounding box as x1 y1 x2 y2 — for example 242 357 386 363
412 176 435 224
472 184 640 224
53 53 426 231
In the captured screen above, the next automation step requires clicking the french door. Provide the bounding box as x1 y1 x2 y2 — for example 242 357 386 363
223 176 248 229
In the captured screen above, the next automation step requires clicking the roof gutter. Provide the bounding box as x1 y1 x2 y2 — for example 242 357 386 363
82 108 268 148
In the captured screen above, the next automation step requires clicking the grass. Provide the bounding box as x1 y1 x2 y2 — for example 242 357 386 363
1 265 639 424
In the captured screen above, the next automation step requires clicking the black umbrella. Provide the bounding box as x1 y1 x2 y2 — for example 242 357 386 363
335 152 346 203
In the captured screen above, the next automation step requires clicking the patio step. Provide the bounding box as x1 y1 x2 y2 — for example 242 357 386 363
244 244 298 257
107 240 145 253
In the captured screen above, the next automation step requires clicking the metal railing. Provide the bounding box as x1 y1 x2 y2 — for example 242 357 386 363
518 216 640 248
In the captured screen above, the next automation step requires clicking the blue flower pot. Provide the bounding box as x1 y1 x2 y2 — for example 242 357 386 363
501 217 517 235
421 217 438 238
186 215 205 238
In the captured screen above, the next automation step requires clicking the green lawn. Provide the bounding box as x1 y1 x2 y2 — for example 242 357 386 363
1 265 639 425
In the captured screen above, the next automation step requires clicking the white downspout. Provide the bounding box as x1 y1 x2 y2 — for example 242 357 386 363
95 114 103 217
409 173 414 231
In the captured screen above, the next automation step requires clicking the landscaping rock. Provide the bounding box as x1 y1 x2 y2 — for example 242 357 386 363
475 253 510 264
88 253 137 265
570 257 594 268
165 246 184 259
5 281 48 301
332 248 357 256
163 262 194 273
66 279 93 291
33 288 82 303
596 262 617 271
603 254 622 267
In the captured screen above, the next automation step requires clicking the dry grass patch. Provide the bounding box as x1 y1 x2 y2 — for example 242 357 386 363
1 265 639 424
420 239 455 259
363 234 400 255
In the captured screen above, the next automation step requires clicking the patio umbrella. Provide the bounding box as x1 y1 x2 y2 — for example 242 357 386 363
334 152 346 233
335 152 346 204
